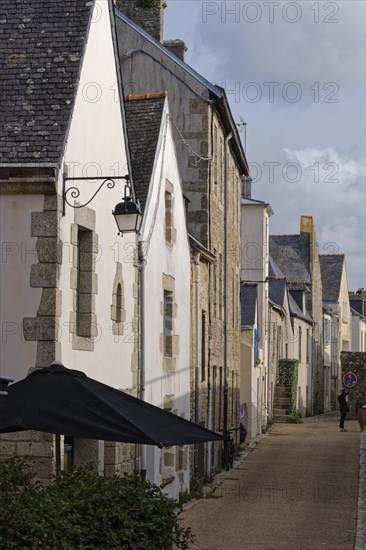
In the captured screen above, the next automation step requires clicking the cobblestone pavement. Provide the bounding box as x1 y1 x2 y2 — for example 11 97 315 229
177 414 363 550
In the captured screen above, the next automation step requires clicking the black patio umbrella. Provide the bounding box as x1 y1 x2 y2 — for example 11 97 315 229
0 363 225 447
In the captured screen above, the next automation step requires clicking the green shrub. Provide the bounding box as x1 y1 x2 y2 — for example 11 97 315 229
286 413 303 424
0 457 192 549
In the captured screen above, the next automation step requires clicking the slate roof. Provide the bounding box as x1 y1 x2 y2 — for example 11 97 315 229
240 284 257 328
269 255 285 279
319 254 344 301
269 279 287 309
269 235 310 283
351 307 366 321
124 94 166 212
288 293 313 324
349 297 366 317
0 0 94 166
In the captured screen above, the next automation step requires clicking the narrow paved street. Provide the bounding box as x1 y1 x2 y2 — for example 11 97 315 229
178 414 363 550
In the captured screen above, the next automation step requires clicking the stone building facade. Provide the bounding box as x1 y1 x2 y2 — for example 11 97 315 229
115 5 249 477
270 216 324 414
0 0 138 479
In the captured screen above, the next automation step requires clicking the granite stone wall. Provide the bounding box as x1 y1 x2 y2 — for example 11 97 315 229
341 352 366 418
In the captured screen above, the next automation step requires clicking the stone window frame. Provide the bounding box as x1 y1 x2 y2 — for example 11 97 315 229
164 180 176 246
69 206 98 352
160 274 179 372
111 262 126 336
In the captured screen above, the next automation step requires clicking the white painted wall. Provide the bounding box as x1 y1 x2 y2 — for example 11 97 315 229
292 317 313 416
352 314 366 351
240 200 272 430
141 101 191 499
57 0 135 391
339 261 352 350
0 195 43 380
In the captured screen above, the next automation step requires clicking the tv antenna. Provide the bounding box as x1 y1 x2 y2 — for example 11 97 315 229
236 116 247 153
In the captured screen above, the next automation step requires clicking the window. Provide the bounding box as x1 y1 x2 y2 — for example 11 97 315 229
116 284 122 323
306 328 310 364
163 290 173 357
76 228 93 337
323 318 331 345
220 135 224 200
219 253 223 320
232 268 235 327
298 326 302 361
213 125 218 186
342 301 348 323
213 261 217 318
70 208 98 352
165 191 173 243
201 310 206 381
111 263 125 337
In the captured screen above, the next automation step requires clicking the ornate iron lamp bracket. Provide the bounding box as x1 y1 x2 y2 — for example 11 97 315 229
62 174 130 216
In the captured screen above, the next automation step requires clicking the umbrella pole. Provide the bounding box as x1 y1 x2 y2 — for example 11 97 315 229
55 434 61 473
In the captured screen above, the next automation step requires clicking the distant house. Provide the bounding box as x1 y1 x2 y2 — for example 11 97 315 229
240 197 273 432
124 92 191 499
240 283 259 440
268 257 314 419
0 0 138 478
319 254 352 403
349 289 366 352
270 216 324 413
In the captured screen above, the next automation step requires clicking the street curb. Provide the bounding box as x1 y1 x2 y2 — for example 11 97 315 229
355 432 366 550
182 431 269 511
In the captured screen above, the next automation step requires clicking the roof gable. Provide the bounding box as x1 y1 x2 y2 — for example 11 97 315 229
319 254 344 301
0 0 94 166
124 94 166 212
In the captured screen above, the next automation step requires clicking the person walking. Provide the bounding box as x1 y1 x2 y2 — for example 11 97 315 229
338 389 349 432
355 390 366 432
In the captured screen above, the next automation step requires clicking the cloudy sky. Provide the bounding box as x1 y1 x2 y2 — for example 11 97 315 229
165 0 365 292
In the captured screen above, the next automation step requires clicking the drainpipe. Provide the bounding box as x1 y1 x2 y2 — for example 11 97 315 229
223 132 233 436
138 239 146 478
194 252 201 473
206 331 213 480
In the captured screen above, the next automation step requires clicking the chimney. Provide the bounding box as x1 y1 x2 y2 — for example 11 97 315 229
300 215 315 243
115 0 164 42
163 39 187 62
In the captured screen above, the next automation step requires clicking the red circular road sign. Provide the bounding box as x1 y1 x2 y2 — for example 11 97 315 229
343 371 357 388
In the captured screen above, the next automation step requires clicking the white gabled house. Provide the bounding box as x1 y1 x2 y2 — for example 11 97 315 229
0 0 138 477
124 92 191 499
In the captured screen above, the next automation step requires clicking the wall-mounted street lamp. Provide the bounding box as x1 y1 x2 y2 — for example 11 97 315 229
112 182 143 236
62 172 142 236
0 376 13 396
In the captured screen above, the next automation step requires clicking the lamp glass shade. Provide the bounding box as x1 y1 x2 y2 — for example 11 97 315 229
113 199 142 234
